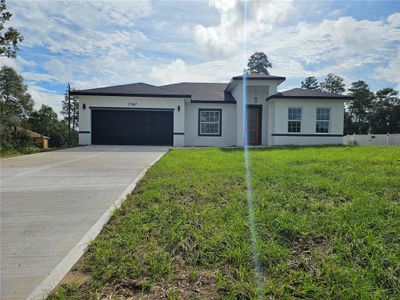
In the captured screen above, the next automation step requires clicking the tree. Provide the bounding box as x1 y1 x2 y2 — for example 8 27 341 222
301 76 319 90
346 80 375 134
368 88 400 133
344 110 358 135
0 0 23 58
61 87 79 145
0 66 34 125
320 73 346 94
247 52 272 75
27 105 70 148
61 89 79 131
28 105 59 136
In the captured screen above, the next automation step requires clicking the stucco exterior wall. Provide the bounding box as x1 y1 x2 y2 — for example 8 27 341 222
77 86 346 148
269 98 345 145
78 95 186 146
184 102 237 146
230 81 279 146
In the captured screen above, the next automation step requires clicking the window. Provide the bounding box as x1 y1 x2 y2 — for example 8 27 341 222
316 108 330 133
288 107 302 133
199 109 221 136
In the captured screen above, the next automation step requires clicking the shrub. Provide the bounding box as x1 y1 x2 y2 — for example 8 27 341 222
11 128 34 149
0 126 14 152
49 132 65 148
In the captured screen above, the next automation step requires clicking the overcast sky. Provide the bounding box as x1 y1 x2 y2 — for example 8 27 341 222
1 0 399 115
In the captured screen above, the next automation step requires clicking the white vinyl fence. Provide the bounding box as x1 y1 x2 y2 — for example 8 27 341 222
343 133 400 146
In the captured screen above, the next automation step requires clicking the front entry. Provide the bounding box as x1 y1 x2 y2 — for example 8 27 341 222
246 105 262 145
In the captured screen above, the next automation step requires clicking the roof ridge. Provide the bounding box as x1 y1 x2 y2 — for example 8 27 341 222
160 82 228 86
76 82 176 94
282 87 345 96
79 82 165 91
267 87 353 100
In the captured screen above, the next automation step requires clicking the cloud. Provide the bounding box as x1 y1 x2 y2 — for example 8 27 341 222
0 57 19 70
194 0 294 56
17 56 37 68
375 50 400 90
10 1 150 56
5 0 154 112
156 4 400 89
27 85 64 116
151 57 243 84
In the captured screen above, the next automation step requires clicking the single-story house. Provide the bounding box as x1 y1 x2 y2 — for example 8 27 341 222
72 73 353 147
15 127 50 149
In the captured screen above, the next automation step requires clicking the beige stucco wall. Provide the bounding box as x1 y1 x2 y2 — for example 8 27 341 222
269 98 345 145
184 102 237 146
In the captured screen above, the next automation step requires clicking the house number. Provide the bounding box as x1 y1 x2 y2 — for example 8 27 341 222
128 102 138 106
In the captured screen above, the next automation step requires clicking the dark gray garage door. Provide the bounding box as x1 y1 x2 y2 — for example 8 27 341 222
91 109 173 145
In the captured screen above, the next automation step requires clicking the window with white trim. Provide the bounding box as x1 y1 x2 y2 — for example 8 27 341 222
288 107 302 133
316 108 330 133
199 109 221 136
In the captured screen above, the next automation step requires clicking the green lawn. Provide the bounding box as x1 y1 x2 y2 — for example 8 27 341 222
0 147 43 158
50 146 400 299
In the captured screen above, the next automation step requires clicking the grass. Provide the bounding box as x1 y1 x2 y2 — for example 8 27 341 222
49 146 400 299
0 147 43 158
0 146 72 158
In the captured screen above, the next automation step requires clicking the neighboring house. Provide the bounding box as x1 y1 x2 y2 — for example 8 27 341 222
31 131 49 149
15 127 50 149
72 73 352 147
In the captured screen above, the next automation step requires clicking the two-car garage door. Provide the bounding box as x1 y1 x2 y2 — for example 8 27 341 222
91 109 173 145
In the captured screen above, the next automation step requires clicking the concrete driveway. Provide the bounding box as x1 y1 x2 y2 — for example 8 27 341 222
0 146 168 300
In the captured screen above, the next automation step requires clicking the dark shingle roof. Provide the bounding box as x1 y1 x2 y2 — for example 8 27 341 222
160 82 235 102
71 83 190 98
267 88 353 100
232 73 286 80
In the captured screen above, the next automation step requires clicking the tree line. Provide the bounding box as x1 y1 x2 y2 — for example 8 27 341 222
301 74 400 134
0 65 79 152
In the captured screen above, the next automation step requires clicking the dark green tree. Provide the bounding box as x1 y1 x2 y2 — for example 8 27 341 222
60 87 79 145
0 0 23 58
346 80 375 134
368 88 400 133
320 73 346 94
27 105 70 148
61 89 79 132
247 52 272 75
344 110 358 135
48 119 69 148
28 105 59 136
0 66 34 125
301 76 319 90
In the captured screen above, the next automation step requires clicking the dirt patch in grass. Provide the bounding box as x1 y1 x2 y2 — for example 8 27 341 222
60 271 90 287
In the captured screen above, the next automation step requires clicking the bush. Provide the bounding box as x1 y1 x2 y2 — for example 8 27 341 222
0 126 14 152
11 129 34 149
49 132 65 148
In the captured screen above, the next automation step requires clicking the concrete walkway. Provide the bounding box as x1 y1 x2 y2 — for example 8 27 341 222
0 146 168 300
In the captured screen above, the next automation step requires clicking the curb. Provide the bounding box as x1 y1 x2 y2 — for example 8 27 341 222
26 151 167 300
